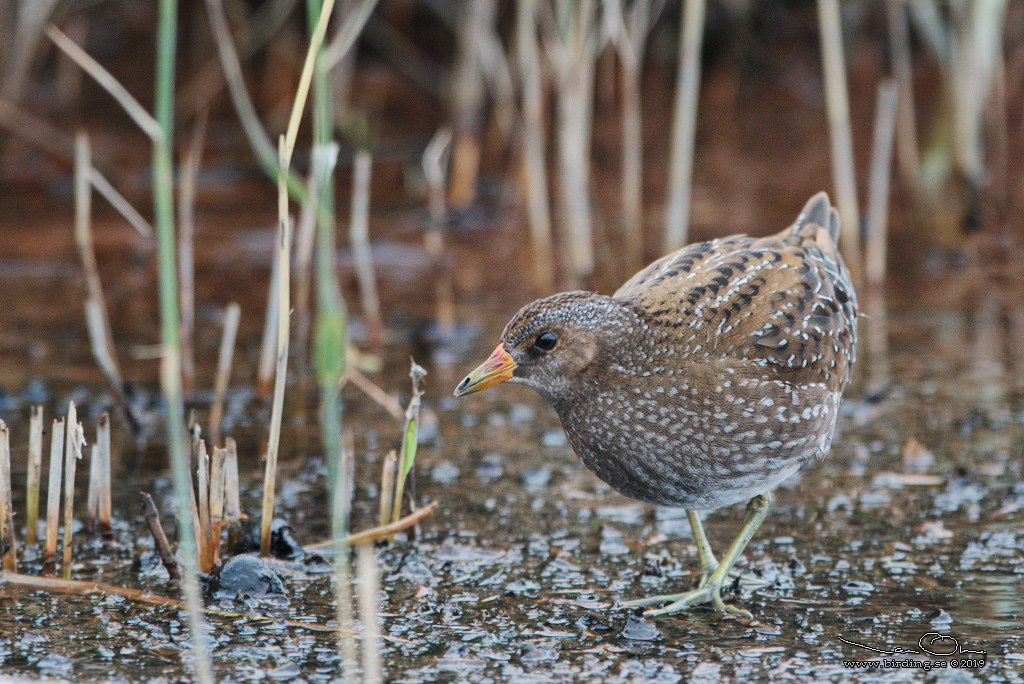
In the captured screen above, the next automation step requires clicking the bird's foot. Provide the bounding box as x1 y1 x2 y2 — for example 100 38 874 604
698 564 769 590
622 582 751 618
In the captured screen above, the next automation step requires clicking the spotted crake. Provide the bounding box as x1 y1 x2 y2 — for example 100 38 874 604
456 192 858 616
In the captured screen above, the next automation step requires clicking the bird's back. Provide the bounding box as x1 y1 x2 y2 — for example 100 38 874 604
614 192 857 390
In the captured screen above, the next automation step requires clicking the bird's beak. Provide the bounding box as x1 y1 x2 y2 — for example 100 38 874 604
454 344 517 396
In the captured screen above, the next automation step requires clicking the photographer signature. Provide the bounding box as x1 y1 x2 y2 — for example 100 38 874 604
839 632 986 658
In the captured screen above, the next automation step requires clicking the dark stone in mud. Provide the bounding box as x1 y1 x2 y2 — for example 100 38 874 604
619 613 661 641
207 555 287 600
233 518 304 560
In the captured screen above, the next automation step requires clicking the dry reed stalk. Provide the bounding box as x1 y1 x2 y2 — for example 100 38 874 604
866 81 898 285
86 444 100 534
361 15 446 96
377 449 397 529
607 0 663 273
0 570 337 631
224 437 242 549
141 492 181 581
260 138 293 557
321 0 379 69
816 0 863 283
357 543 383 684
26 406 43 545
663 0 706 254
422 129 455 333
306 500 437 551
0 98 75 160
53 14 87 109
88 168 153 238
516 0 555 293
209 446 227 566
197 440 211 571
1 0 61 99
210 302 241 447
182 0 300 120
257 249 281 400
862 288 890 395
178 111 209 395
203 0 291 193
188 426 205 570
341 369 403 419
75 133 129 413
42 418 65 575
1010 303 1024 394
448 0 494 208
97 414 112 540
45 25 161 140
61 404 81 579
972 294 1005 412
349 150 383 345
552 0 598 287
0 421 14 571
334 437 357 683
294 145 334 378
886 0 919 191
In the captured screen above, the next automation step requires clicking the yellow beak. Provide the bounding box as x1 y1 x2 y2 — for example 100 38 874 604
454 344 517 396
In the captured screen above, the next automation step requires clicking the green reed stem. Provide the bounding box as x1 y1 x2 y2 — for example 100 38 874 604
153 0 213 680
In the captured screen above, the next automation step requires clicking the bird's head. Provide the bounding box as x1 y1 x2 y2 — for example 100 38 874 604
454 292 640 404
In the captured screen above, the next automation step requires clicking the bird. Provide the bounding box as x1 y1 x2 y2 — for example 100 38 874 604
453 192 858 617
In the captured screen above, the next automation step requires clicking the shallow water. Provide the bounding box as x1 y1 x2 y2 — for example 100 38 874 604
1 218 1023 683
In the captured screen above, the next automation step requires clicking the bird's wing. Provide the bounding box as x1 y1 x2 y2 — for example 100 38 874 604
614 194 857 385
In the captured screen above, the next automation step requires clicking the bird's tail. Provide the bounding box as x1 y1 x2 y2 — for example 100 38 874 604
791 191 840 244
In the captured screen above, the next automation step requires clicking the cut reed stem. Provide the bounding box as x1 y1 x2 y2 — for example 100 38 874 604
553 0 598 286
224 437 242 550
817 0 863 283
349 149 383 346
197 440 211 571
333 435 357 683
75 132 130 421
357 543 383 684
516 0 555 293
257 253 281 401
866 80 898 285
178 111 209 396
26 406 43 545
0 421 15 572
260 138 293 558
97 413 112 540
886 0 919 192
43 418 65 576
209 446 226 567
87 444 100 535
210 302 241 447
663 0 706 254
61 404 80 580
377 449 396 529
422 129 455 333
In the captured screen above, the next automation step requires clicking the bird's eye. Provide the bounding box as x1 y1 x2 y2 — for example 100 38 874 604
533 331 558 351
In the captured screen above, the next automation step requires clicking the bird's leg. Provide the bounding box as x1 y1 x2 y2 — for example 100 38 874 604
621 510 718 608
622 492 773 617
687 510 719 587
